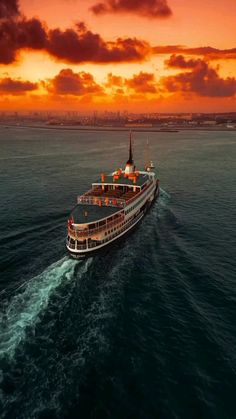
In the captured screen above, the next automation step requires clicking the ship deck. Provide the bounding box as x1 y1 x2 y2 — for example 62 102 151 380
71 204 121 224
84 187 138 202
93 173 149 187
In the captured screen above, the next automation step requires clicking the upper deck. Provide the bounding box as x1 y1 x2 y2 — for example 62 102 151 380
71 171 155 226
93 172 150 188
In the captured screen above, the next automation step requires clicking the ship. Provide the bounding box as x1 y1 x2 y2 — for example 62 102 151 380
66 133 160 258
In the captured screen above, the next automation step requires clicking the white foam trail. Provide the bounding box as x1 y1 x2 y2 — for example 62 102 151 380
0 257 80 360
160 187 171 199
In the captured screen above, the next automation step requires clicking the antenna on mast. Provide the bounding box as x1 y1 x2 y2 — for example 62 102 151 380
144 139 149 169
145 139 155 172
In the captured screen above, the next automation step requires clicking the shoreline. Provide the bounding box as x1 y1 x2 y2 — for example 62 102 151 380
0 123 236 133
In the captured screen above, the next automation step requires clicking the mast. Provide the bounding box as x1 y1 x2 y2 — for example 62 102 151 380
127 130 134 165
125 130 135 174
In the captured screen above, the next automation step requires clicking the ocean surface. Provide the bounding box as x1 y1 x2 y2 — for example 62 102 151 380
0 126 235 419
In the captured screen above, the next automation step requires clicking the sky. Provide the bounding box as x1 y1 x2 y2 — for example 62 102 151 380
0 0 236 112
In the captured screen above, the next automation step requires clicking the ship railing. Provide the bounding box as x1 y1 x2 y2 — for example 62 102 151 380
67 240 87 250
126 180 152 205
68 212 143 251
86 212 143 249
77 180 154 209
77 195 126 208
68 214 125 238
76 244 87 250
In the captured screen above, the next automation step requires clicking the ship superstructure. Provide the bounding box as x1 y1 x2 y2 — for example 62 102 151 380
66 134 159 258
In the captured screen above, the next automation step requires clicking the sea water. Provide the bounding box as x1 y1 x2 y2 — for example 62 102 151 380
0 127 235 418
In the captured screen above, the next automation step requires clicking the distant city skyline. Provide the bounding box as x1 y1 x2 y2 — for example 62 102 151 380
0 0 236 112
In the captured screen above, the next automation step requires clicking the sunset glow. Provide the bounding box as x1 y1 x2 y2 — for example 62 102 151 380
0 0 236 112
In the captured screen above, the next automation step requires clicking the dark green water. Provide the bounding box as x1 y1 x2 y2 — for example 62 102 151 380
0 127 235 418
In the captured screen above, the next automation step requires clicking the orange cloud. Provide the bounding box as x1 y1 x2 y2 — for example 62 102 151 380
162 56 236 97
153 46 236 60
105 71 159 94
91 0 172 19
47 68 103 96
0 76 38 94
125 72 158 93
105 73 123 87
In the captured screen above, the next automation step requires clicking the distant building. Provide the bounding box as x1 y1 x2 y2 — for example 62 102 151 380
201 120 217 125
125 123 153 128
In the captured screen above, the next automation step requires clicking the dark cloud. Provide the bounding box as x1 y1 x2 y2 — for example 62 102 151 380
125 71 158 93
106 71 158 94
162 57 236 97
1 0 234 69
153 45 236 60
91 0 172 18
0 0 19 19
0 15 150 64
165 54 203 69
0 76 38 94
47 68 103 95
181 46 236 59
0 17 47 64
47 23 150 63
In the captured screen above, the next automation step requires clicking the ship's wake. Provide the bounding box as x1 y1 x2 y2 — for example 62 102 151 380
159 187 171 200
0 257 93 360
0 190 181 418
0 188 169 363
0 191 172 363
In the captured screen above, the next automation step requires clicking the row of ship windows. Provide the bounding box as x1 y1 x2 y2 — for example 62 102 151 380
105 220 125 235
125 184 153 214
98 216 139 247
104 215 140 241
105 210 140 236
68 209 143 246
68 213 142 249
68 220 127 243
68 217 131 244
